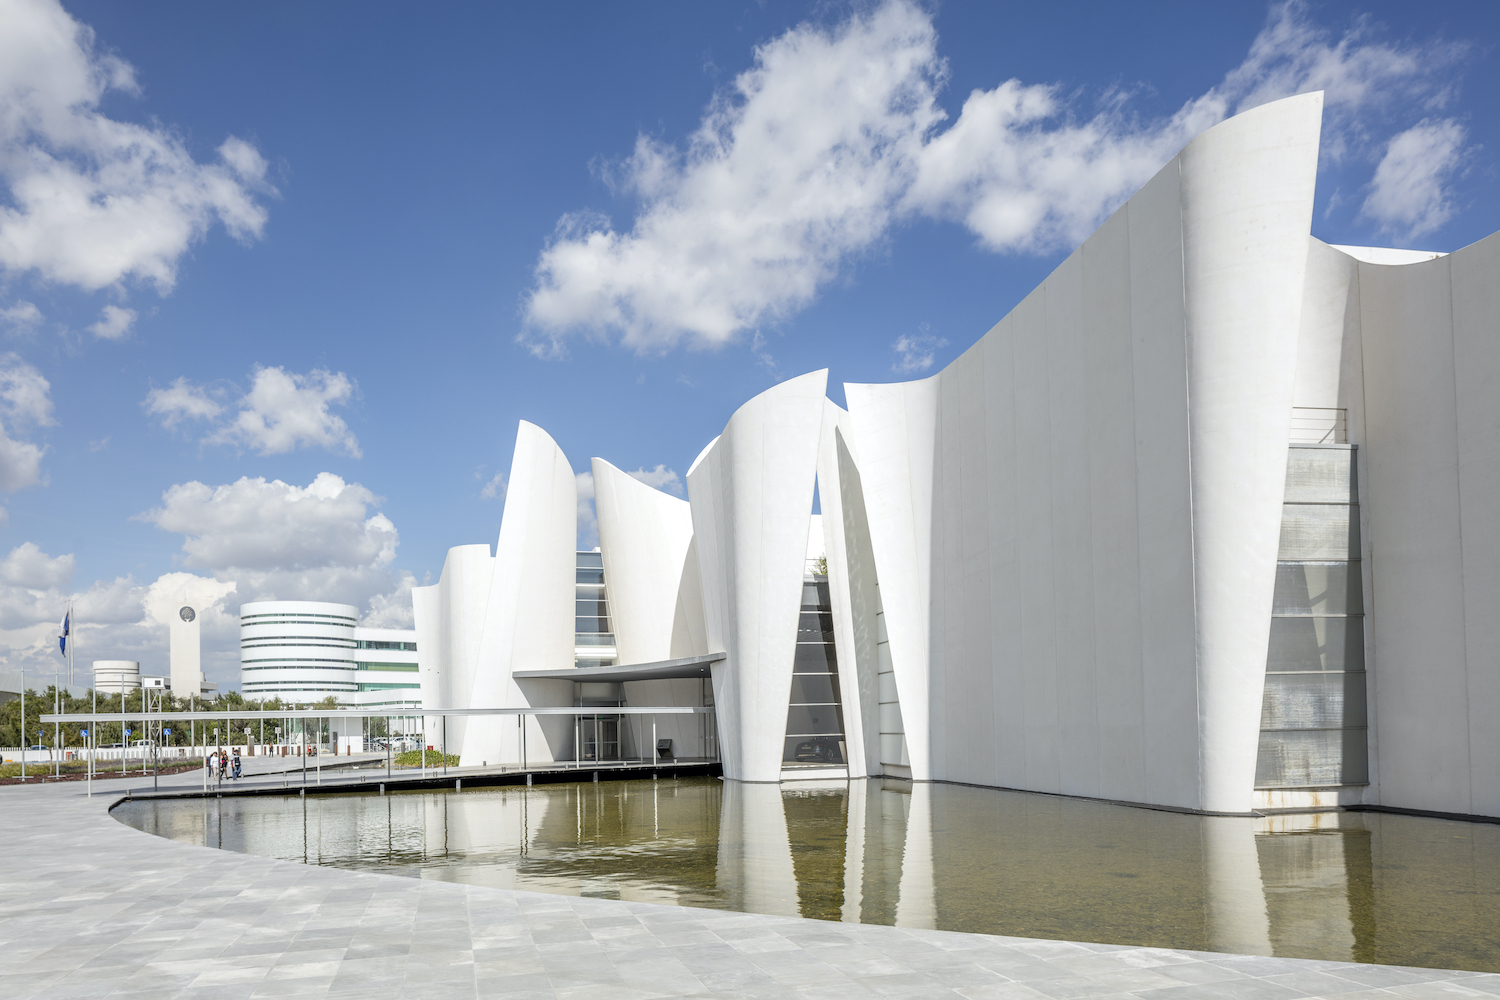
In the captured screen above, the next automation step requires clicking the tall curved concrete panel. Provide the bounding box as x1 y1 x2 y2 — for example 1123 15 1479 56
411 543 494 755
593 455 710 757
592 457 700 665
844 93 1323 812
1357 231 1500 819
815 402 880 777
842 376 939 781
687 369 829 782
463 421 578 766
1177 93 1324 812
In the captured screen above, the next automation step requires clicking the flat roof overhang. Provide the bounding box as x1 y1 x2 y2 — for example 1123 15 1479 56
513 652 725 684
41 705 714 723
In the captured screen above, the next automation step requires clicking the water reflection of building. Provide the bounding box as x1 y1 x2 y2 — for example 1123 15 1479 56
118 776 1498 970
411 91 1500 822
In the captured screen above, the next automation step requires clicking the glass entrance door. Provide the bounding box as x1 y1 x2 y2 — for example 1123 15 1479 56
580 717 620 761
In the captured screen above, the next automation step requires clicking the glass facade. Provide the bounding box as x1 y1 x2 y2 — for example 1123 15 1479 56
574 551 615 665
575 552 620 759
783 580 846 764
1255 446 1369 788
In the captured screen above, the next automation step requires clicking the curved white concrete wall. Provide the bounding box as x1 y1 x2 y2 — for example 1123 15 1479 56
1178 93 1323 812
463 421 578 765
842 375 938 783
844 92 1323 812
1354 231 1500 819
412 542 493 750
814 403 879 777
687 369 829 782
592 457 700 665
593 456 711 758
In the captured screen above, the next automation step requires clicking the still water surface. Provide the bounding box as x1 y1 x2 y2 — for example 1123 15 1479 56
113 777 1500 972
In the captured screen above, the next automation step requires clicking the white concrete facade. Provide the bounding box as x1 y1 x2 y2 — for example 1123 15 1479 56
407 93 1500 819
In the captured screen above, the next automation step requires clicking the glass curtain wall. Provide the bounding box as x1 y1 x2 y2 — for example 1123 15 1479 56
574 551 623 760
783 579 846 765
1255 445 1369 788
574 551 615 669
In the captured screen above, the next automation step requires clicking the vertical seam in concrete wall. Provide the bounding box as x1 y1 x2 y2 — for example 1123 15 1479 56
1171 157 1206 808
1119 203 1147 798
1351 263 1380 804
1447 260 1476 808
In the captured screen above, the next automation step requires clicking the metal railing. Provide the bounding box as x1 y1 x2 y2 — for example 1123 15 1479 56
1290 407 1347 444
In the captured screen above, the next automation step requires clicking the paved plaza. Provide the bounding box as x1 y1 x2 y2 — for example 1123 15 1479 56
2 772 1498 1000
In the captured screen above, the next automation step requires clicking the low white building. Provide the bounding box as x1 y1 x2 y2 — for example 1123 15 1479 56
238 601 420 716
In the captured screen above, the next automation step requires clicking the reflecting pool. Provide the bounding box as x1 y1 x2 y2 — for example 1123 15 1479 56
113 777 1500 972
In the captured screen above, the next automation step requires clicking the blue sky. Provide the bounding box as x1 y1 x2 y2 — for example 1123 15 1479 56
1 0 1497 687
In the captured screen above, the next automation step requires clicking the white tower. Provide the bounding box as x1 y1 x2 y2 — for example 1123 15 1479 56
169 600 202 698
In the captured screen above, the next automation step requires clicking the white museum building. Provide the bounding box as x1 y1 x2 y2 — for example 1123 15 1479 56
255 92 1500 821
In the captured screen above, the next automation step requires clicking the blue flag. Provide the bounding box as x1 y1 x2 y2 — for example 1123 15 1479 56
58 610 68 657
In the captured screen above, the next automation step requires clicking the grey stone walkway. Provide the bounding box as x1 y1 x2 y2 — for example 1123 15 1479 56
2 778 1498 1000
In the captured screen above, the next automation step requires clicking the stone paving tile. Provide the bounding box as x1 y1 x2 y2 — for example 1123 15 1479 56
3 777 1500 1000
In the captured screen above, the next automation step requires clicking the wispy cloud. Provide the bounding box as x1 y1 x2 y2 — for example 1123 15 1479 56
892 326 947 374
626 464 683 496
575 471 597 550
0 301 42 334
0 354 53 492
1360 119 1466 239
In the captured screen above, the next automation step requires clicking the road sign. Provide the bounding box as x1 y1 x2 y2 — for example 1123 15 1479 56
164 728 171 735
124 728 131 736
80 729 88 737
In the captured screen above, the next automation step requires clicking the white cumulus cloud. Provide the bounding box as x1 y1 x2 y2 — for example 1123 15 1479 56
145 365 360 456
626 464 683 496
362 571 418 629
0 541 73 589
0 353 52 492
0 0 273 293
87 304 136 340
1360 119 1466 239
138 472 398 608
522 0 1471 353
0 553 242 689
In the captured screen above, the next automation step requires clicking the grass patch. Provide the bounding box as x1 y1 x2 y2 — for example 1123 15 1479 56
0 758 205 783
394 749 461 768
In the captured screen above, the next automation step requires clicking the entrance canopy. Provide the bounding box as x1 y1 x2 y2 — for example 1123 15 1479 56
513 652 725 684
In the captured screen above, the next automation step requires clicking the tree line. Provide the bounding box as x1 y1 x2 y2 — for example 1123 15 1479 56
0 688 355 748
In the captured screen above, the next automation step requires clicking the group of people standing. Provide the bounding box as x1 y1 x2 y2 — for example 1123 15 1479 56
205 747 242 782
